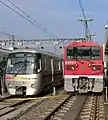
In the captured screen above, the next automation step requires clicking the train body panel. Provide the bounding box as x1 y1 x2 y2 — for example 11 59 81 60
64 60 103 75
5 47 63 96
64 41 104 93
5 74 41 95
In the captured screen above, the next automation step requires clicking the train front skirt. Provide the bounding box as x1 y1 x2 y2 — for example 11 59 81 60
64 75 103 93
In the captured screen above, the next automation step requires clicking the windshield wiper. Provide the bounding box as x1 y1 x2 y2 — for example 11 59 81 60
13 61 25 65
14 64 25 77
13 60 33 76
14 61 27 76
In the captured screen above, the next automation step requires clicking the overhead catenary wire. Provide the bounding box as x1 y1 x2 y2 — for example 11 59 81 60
6 0 47 32
78 0 86 19
0 0 57 38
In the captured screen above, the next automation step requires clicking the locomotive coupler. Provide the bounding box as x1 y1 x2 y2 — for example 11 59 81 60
78 77 89 92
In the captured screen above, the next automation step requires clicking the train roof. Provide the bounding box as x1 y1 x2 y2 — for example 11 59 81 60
0 47 12 56
10 47 63 59
65 41 102 48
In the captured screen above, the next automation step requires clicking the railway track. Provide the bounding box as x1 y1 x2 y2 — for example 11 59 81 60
0 90 105 120
0 88 65 120
0 95 50 120
0 98 29 117
39 94 105 120
77 95 105 120
42 94 84 120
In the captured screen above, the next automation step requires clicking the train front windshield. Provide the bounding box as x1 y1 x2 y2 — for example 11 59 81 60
67 46 101 60
6 52 41 75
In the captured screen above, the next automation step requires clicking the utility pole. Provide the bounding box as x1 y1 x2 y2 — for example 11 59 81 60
78 18 94 41
78 0 94 41
12 34 15 47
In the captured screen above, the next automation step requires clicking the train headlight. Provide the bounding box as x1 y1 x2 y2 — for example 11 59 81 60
67 65 75 71
92 65 101 71
31 84 35 88
75 64 78 67
71 66 75 70
88 63 91 67
92 66 96 71
8 83 12 88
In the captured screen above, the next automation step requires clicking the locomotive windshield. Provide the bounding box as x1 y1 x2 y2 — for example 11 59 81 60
6 52 41 75
67 46 100 60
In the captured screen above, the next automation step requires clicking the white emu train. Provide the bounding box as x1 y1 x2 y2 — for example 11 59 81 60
5 47 63 95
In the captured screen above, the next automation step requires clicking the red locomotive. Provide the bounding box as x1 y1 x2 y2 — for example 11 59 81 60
64 41 104 93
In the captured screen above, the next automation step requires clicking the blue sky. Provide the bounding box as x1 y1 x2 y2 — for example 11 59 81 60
0 0 107 44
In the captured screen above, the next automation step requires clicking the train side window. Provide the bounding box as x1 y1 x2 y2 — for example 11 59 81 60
49 58 51 70
36 59 41 73
57 60 59 70
61 61 62 70
37 61 40 70
41 56 44 70
48 57 51 71
36 54 42 73
45 57 50 71
55 60 59 71
46 57 48 70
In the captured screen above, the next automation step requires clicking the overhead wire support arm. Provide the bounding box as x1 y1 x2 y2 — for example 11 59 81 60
0 0 57 38
78 0 94 41
78 18 94 41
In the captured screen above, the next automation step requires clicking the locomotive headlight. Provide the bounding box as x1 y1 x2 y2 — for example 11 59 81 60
92 65 101 71
8 83 12 88
31 84 35 88
75 64 78 67
88 63 91 67
71 66 75 70
67 65 75 70
92 66 96 71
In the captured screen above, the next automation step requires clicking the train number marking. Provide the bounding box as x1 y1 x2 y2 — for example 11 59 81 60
65 61 76 65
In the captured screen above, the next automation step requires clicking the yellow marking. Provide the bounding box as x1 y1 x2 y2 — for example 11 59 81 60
13 77 27 81
7 96 58 101
12 77 36 81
